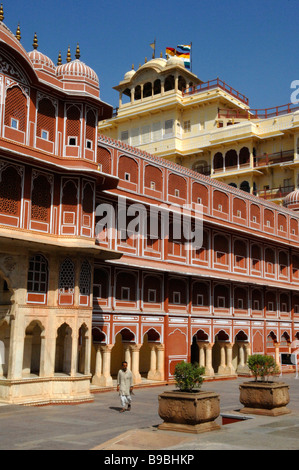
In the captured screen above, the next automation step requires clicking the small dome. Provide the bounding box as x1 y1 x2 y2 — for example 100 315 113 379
28 49 56 72
124 69 136 80
283 189 299 211
138 57 167 72
166 56 185 67
56 59 99 85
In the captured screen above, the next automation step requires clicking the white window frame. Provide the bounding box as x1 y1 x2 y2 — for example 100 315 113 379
11 118 19 129
121 287 130 301
41 129 49 140
173 291 181 304
68 136 77 146
197 294 204 306
148 289 156 303
86 139 93 150
217 296 226 308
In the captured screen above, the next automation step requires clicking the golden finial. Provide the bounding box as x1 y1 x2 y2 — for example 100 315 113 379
57 51 62 66
75 43 80 60
145 57 147 63
66 46 71 63
132 64 134 70
16 24 21 41
32 32 38 50
0 4 4 22
160 51 163 58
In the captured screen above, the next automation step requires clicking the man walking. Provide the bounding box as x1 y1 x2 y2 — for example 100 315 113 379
117 361 133 412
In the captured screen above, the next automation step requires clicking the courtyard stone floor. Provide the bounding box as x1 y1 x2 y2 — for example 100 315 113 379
0 374 299 450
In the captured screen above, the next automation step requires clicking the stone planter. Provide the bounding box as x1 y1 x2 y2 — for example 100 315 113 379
158 390 221 434
239 381 291 416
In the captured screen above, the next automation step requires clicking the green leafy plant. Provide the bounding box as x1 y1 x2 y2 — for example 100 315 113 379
247 354 280 382
174 361 205 392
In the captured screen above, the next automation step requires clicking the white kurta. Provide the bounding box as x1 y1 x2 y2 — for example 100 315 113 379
117 369 133 395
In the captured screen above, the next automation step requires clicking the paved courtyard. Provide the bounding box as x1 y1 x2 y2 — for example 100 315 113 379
0 374 299 450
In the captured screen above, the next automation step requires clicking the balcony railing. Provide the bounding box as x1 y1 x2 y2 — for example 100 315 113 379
218 102 299 120
213 162 251 174
193 164 211 176
257 185 294 200
182 78 249 105
254 150 294 167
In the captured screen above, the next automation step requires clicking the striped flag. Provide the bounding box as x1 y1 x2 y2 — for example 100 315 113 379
166 47 176 57
177 44 191 69
177 44 191 52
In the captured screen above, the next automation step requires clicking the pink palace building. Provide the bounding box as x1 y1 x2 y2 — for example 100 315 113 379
0 10 299 405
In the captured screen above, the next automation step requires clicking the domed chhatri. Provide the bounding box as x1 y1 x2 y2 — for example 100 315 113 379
56 43 99 86
283 188 299 211
124 65 136 81
28 33 56 74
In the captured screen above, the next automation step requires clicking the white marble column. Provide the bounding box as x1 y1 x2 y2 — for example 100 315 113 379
99 344 113 387
147 344 157 380
225 343 235 375
124 345 131 371
92 344 103 385
205 344 214 377
130 344 142 384
275 342 281 371
218 343 227 375
156 344 165 381
198 342 206 368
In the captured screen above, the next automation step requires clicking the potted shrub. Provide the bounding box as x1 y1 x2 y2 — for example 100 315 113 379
158 361 221 434
239 354 291 416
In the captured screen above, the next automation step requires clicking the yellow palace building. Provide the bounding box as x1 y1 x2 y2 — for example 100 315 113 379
98 54 299 204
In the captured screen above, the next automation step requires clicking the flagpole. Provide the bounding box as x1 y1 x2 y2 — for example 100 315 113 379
190 41 192 72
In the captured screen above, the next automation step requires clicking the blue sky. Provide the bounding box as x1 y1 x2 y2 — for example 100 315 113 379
3 0 298 110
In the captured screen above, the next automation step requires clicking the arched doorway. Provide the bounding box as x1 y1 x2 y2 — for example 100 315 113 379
232 330 250 374
55 323 72 375
140 328 162 380
225 149 238 168
212 330 230 374
0 273 12 378
23 321 44 376
78 323 89 375
240 181 250 193
111 328 135 378
191 329 209 365
90 327 106 376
